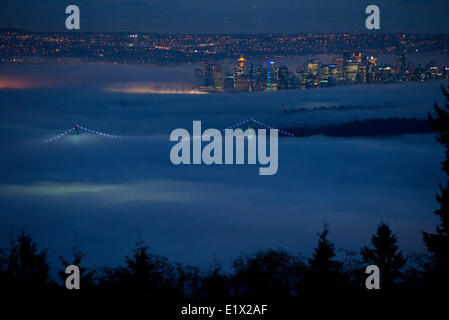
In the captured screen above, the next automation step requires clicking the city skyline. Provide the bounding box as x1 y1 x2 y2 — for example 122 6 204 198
194 50 449 93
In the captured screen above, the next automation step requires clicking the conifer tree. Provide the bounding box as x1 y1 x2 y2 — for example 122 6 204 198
361 223 406 291
4 231 53 290
303 224 343 292
423 85 449 290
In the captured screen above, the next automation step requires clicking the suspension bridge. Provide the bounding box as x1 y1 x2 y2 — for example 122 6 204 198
43 117 294 144
191 116 295 140
43 124 119 144
234 116 294 137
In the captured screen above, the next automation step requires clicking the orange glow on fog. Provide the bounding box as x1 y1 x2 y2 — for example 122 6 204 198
107 83 208 95
0 78 32 89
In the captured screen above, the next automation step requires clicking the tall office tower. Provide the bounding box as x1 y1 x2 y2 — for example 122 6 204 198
353 52 363 64
233 56 248 91
223 75 235 91
277 66 290 89
332 57 344 79
295 65 307 89
306 58 320 77
344 61 359 84
320 64 330 78
319 64 330 87
395 35 407 75
357 64 367 84
202 62 224 91
195 68 205 87
128 34 138 47
365 56 378 84
444 67 449 81
413 64 426 82
234 75 250 91
248 63 255 91
255 63 267 91
365 63 374 83
343 51 351 66
428 61 438 79
379 67 393 83
213 65 224 91
235 56 245 76
306 58 320 87
367 56 378 67
266 62 277 90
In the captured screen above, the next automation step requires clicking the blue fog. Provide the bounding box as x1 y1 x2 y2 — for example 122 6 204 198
0 64 447 271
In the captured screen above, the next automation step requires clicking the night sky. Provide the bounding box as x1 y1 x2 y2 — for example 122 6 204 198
0 0 448 33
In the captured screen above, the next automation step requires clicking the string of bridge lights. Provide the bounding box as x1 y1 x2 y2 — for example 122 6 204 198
188 117 294 141
43 124 118 144
250 118 295 137
43 118 295 144
43 128 75 144
76 125 119 138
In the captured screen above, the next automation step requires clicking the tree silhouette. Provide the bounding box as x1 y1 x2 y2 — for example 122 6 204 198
301 224 343 294
423 85 449 291
232 248 304 301
200 257 230 302
59 244 95 290
96 235 200 301
361 223 406 291
2 230 53 291
97 236 167 295
339 248 364 290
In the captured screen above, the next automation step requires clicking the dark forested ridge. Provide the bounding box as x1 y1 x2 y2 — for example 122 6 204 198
283 104 383 114
283 117 434 137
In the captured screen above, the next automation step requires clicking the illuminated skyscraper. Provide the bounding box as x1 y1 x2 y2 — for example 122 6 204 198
248 63 255 91
395 35 407 76
277 65 290 89
235 56 245 76
319 64 332 87
344 61 359 83
305 58 320 87
255 63 267 91
224 75 235 90
353 52 363 63
357 64 367 84
332 57 344 80
266 61 276 90
306 58 320 77
197 62 224 92
365 56 378 83
343 51 351 65
367 56 378 66
128 34 138 47
232 56 249 91
379 67 393 83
